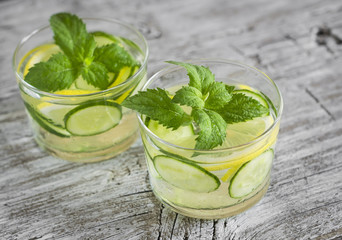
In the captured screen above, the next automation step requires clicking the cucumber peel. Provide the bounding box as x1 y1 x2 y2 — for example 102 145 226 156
64 100 122 136
153 155 220 193
24 102 71 137
229 149 274 198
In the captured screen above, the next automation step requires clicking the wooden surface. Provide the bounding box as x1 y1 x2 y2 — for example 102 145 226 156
1 0 342 239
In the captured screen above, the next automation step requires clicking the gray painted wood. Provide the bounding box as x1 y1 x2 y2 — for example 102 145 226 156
1 0 342 239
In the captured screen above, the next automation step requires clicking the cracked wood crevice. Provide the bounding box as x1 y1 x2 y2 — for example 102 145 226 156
211 219 218 240
305 88 336 121
170 213 178 239
119 189 152 198
156 205 163 240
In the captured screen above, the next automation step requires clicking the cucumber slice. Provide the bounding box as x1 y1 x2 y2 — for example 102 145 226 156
233 89 269 109
91 31 122 46
24 102 71 137
153 155 220 193
38 104 74 128
64 100 122 136
229 149 273 198
147 119 196 148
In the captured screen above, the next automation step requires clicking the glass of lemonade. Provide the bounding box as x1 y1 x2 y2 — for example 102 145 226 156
138 59 283 219
13 17 148 162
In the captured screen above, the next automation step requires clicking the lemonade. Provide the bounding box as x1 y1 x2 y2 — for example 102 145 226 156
142 85 279 219
124 60 283 219
13 13 148 162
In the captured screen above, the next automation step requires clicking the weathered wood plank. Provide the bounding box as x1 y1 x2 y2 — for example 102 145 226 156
1 0 342 239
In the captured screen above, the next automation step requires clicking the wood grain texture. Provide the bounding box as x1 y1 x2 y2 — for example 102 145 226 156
1 0 342 239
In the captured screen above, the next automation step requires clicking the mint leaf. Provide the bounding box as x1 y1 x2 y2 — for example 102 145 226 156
50 13 95 62
199 66 215 95
73 34 97 62
172 86 204 109
166 61 214 94
25 53 76 92
205 82 232 110
80 62 109 90
123 61 271 150
121 88 191 130
218 93 269 124
225 85 235 94
167 61 201 91
25 12 143 92
94 44 138 75
192 109 227 150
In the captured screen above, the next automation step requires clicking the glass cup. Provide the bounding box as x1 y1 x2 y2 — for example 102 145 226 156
138 59 283 219
13 18 148 163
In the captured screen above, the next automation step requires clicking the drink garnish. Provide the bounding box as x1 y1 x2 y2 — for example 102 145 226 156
122 61 269 150
25 12 139 92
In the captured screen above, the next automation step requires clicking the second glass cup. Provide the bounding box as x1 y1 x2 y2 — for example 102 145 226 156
13 17 148 162
138 59 283 219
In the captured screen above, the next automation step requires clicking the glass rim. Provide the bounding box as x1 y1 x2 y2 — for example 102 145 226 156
12 17 149 98
137 58 283 153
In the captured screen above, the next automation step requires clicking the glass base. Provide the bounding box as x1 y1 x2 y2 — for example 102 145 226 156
153 180 270 219
35 130 139 163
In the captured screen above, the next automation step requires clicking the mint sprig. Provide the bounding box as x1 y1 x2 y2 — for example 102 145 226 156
122 61 269 150
172 86 204 109
122 88 192 130
192 109 227 150
166 61 214 95
25 12 138 92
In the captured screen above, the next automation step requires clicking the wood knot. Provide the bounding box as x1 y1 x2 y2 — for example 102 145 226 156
137 22 162 40
314 26 342 46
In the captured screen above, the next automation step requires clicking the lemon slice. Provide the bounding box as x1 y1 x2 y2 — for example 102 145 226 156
235 84 254 91
222 115 274 148
53 89 97 95
23 44 61 76
111 66 140 104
